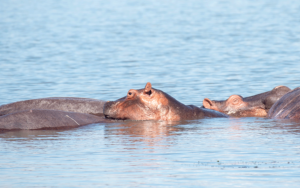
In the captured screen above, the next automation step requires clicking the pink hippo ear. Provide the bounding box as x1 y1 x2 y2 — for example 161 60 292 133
203 98 217 110
144 82 152 94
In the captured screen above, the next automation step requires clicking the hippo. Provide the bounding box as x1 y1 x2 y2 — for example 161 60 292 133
268 87 300 119
0 109 110 131
104 82 228 121
0 97 106 117
202 85 291 117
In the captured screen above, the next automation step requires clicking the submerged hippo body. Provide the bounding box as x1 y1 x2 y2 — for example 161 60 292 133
104 82 228 121
0 109 109 131
268 87 300 119
0 97 106 117
203 86 291 117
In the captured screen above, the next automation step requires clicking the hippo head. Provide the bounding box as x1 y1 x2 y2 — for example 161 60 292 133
103 82 183 121
202 85 291 117
203 94 267 117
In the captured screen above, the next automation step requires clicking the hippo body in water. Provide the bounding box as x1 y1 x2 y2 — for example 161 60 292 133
104 82 228 121
0 97 106 117
0 109 110 131
202 86 291 117
0 97 109 131
268 87 300 120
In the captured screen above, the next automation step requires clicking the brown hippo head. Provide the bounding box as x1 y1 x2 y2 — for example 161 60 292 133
104 82 179 121
202 85 291 117
104 82 227 121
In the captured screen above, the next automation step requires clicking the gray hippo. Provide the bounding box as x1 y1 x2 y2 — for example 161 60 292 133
202 86 291 117
268 87 300 119
0 109 110 131
0 97 106 116
0 97 108 131
104 82 228 121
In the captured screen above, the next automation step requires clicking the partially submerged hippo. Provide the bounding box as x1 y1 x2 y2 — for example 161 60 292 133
0 97 109 131
268 87 300 119
202 86 291 117
104 82 228 121
0 97 106 117
0 109 110 131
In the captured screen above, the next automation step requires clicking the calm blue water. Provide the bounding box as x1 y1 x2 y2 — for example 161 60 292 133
1 0 300 187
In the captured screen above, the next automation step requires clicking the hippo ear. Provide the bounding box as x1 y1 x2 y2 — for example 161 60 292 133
203 98 215 109
144 82 152 93
227 95 243 106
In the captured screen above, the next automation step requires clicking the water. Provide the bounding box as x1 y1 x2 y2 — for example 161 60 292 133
1 0 300 187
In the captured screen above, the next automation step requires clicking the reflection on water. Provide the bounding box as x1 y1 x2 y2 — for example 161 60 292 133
1 0 300 187
0 129 67 140
105 120 187 149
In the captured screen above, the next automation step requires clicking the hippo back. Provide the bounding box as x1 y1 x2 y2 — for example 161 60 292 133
0 97 106 117
268 87 300 119
0 109 108 130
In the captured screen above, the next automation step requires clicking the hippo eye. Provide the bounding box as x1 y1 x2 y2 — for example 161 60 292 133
128 92 132 95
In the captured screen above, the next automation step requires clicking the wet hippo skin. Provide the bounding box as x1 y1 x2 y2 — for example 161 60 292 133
203 86 291 117
268 87 300 119
0 109 110 131
104 82 228 121
0 97 106 117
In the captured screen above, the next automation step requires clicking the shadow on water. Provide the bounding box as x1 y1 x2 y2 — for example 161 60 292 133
0 122 111 140
268 119 300 135
0 128 73 140
252 118 300 135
